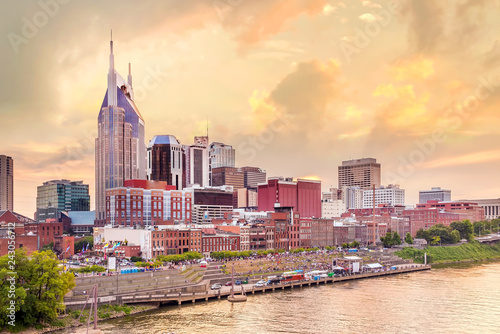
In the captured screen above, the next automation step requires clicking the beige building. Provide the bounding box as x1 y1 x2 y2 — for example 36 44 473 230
338 158 381 189
0 155 13 211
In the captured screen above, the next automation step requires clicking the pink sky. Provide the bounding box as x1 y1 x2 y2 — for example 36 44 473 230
1 0 499 217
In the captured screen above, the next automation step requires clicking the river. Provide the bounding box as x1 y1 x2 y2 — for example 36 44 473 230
68 261 500 334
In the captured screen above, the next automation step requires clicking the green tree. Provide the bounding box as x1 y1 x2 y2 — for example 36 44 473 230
341 243 349 249
450 230 461 244
450 220 473 240
416 229 432 243
405 232 413 244
0 250 75 328
473 221 485 236
75 236 93 253
380 232 394 248
40 241 54 252
350 241 360 248
431 235 441 246
392 232 402 246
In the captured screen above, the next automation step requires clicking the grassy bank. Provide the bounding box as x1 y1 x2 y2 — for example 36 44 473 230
395 241 500 264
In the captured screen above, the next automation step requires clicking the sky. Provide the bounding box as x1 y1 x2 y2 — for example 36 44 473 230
1 0 500 218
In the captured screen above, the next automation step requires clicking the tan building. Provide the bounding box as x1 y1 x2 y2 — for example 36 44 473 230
338 158 381 189
0 155 13 211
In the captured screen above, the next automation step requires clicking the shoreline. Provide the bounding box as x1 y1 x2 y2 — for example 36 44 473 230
430 256 500 267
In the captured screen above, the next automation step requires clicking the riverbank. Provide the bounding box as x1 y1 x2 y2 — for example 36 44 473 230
2 304 158 334
395 241 500 264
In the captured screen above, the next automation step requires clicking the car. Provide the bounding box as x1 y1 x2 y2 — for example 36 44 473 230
234 280 242 285
255 280 266 287
211 283 222 290
225 281 232 286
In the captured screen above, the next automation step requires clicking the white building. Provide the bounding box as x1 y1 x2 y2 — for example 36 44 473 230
419 187 451 204
343 186 364 209
362 185 405 209
321 199 346 218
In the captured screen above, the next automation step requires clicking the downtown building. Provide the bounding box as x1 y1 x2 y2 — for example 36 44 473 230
362 184 405 209
258 177 322 218
95 38 146 221
183 136 210 188
209 142 235 186
0 155 13 211
147 135 184 190
36 179 90 223
104 180 192 228
338 158 381 189
419 187 451 204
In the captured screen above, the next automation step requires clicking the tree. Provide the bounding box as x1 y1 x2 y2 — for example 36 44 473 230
416 229 432 243
40 241 54 252
341 243 349 249
450 230 461 244
75 236 93 253
130 256 142 262
450 220 473 240
392 232 402 246
405 232 413 244
431 235 441 246
350 241 360 248
473 221 485 236
380 232 394 248
0 250 75 329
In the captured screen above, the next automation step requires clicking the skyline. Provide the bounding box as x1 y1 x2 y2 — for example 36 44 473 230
1 0 500 217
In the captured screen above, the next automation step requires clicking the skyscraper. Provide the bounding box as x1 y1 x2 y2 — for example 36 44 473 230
0 155 13 211
209 142 235 185
95 37 146 220
147 135 184 190
183 137 209 188
338 158 381 189
36 179 90 223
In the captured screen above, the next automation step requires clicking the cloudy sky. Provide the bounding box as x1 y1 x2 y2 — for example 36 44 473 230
1 0 500 217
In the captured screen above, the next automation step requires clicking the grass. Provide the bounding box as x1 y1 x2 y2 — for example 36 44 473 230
396 241 500 264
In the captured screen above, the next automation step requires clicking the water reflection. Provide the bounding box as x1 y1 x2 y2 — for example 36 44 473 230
62 262 500 334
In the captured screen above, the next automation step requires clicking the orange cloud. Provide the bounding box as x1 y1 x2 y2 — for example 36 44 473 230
391 55 435 81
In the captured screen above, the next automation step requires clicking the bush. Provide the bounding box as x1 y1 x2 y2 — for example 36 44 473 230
130 256 142 262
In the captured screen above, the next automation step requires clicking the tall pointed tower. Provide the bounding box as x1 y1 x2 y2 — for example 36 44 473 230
95 35 146 221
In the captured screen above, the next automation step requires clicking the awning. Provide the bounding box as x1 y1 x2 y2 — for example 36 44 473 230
343 256 362 261
365 263 383 269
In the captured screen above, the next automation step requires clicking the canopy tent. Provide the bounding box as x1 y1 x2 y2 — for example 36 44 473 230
343 256 362 261
365 263 383 269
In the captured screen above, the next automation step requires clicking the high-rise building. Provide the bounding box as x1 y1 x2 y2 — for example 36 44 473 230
362 184 405 209
211 167 244 189
338 158 381 189
36 180 90 223
209 142 235 185
419 187 451 204
147 135 184 190
0 155 13 211
95 37 146 220
184 141 209 187
241 166 266 189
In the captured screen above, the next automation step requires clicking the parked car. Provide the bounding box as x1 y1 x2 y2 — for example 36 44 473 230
234 280 242 285
225 281 232 286
211 283 222 290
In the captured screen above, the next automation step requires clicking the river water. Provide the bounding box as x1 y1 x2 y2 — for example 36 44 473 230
73 261 500 334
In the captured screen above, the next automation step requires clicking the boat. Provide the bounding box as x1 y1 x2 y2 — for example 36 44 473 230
228 263 247 303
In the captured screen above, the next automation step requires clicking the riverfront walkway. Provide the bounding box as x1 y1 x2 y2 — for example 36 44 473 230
64 264 430 309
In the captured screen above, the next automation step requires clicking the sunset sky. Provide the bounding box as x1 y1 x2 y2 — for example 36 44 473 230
1 0 500 218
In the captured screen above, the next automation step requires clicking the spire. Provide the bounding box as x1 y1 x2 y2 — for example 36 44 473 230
107 30 117 106
127 61 132 87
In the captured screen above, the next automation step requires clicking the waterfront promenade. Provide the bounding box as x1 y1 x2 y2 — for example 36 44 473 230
64 264 430 309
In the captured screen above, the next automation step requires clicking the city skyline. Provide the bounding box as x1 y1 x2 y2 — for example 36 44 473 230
1 0 500 217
